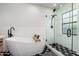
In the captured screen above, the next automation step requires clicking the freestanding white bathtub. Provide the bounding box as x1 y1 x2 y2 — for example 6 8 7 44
5 37 45 56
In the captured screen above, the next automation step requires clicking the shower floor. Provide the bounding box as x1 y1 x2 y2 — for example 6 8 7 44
50 43 79 56
35 47 57 56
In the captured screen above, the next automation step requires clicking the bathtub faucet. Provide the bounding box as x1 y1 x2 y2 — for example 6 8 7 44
8 27 15 37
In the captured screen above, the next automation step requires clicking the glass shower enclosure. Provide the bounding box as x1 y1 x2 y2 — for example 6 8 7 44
46 3 79 56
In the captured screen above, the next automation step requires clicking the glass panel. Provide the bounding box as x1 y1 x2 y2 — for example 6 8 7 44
63 24 69 33
70 11 72 17
63 18 69 23
63 12 69 18
70 9 77 17
73 3 78 52
70 17 72 22
73 23 77 35
63 23 75 35
69 23 77 35
48 3 73 52
73 9 77 16
73 16 77 22
70 16 77 22
70 24 72 35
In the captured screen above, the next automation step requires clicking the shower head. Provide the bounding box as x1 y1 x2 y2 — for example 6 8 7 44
51 8 57 19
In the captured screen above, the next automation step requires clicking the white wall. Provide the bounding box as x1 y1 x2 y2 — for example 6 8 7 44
0 3 53 41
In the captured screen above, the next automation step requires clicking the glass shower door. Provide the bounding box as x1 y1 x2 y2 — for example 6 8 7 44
54 3 78 55
72 3 78 54
55 3 73 50
45 3 79 55
61 3 77 50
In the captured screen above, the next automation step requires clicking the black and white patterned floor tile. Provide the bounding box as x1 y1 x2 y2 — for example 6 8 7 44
35 49 57 56
51 43 79 56
0 51 12 56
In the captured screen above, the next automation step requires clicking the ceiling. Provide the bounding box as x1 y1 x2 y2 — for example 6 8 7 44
34 3 68 9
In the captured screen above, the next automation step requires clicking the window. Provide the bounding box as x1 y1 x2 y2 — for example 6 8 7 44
62 9 77 35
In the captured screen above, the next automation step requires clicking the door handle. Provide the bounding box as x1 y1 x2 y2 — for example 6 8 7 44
67 28 71 37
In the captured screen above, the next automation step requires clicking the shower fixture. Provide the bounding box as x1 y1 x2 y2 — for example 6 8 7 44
45 8 57 29
50 8 57 29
